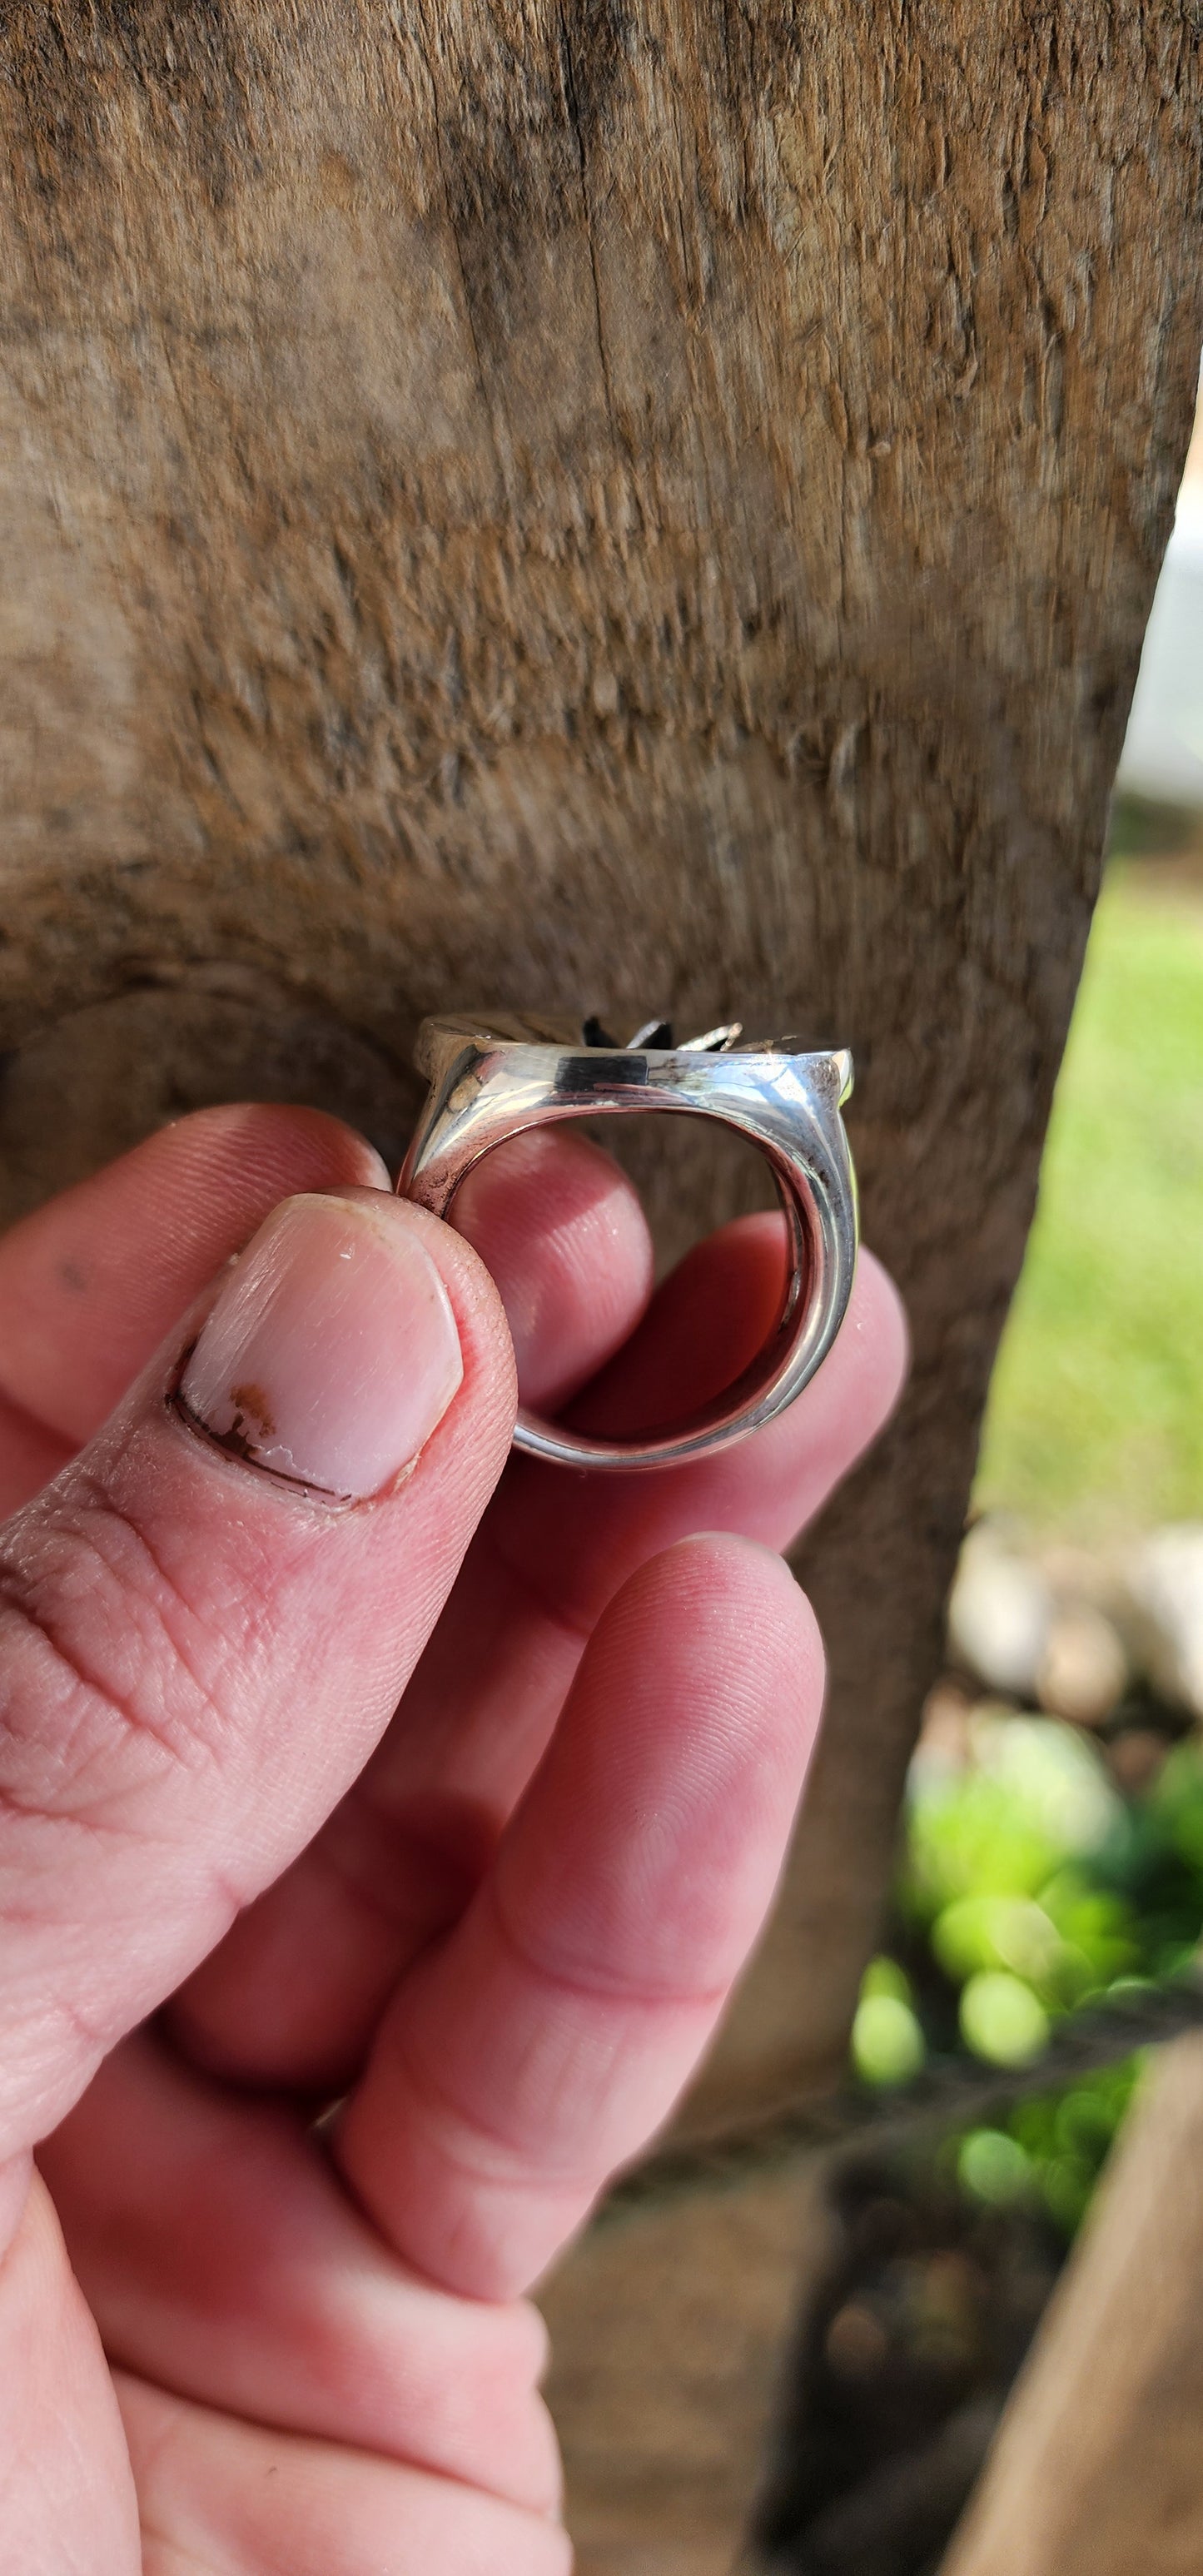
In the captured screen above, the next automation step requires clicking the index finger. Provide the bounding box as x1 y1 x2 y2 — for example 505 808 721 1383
0 1106 388 1460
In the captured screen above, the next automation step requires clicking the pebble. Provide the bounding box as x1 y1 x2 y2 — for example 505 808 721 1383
1036 1601 1129 1728
1119 1524 1203 1719
947 1522 1052 1701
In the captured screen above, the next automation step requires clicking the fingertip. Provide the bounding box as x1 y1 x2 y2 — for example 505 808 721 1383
631 1523 818 1631
614 1529 827 1740
561 1532 827 1833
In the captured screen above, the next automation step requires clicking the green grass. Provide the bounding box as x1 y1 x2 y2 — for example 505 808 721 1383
975 862 1203 1536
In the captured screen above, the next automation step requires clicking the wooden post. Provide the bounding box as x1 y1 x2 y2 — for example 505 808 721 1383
942 2037 1203 2576
540 2154 830 2576
1 3 1200 2561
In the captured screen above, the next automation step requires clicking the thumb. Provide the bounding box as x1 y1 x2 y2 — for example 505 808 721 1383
0 1187 515 2162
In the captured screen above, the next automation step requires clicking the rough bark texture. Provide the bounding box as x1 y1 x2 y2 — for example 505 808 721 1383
942 2038 1203 2576
1 2 1200 2564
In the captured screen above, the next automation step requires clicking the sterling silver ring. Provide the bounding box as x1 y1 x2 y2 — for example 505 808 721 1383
398 1012 859 1472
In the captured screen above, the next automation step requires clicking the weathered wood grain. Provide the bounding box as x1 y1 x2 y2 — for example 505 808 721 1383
539 2150 831 2576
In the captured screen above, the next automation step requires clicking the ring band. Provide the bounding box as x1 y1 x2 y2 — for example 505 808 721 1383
398 1012 859 1471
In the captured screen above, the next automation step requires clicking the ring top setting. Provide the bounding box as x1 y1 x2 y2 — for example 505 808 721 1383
399 1012 858 1473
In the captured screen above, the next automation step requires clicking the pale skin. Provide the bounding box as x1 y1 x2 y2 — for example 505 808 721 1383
0 1102 907 2574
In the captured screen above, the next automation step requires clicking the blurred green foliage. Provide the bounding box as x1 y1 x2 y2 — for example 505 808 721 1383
953 2061 1141 2233
975 862 1203 1535
852 1712 1203 2235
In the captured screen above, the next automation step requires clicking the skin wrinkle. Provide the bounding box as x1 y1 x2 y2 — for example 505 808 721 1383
39 1983 116 2081
0 1758 139 1837
122 2386 220 2576
66 1426 396 1806
141 2544 215 2576
0 1525 227 1792
484 1864 733 2018
377 2007 606 2196
100 2275 551 2506
401 2039 551 2186
123 2368 570 2563
7 1892 246 2168
71 1465 265 1743
0 1499 257 2130
387 1920 725 2191
105 1429 309 1649
55 2036 565 2516
0 1573 179 1812
0 1745 246 1937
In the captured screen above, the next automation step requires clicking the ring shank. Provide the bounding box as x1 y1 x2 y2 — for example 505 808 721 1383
398 1027 858 1471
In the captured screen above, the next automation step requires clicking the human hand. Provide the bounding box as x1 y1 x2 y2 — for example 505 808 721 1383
0 1102 906 2572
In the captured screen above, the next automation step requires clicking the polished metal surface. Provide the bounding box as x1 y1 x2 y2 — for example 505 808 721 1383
398 1012 859 1470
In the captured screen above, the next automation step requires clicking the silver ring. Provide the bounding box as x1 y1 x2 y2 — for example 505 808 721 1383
398 1012 859 1472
